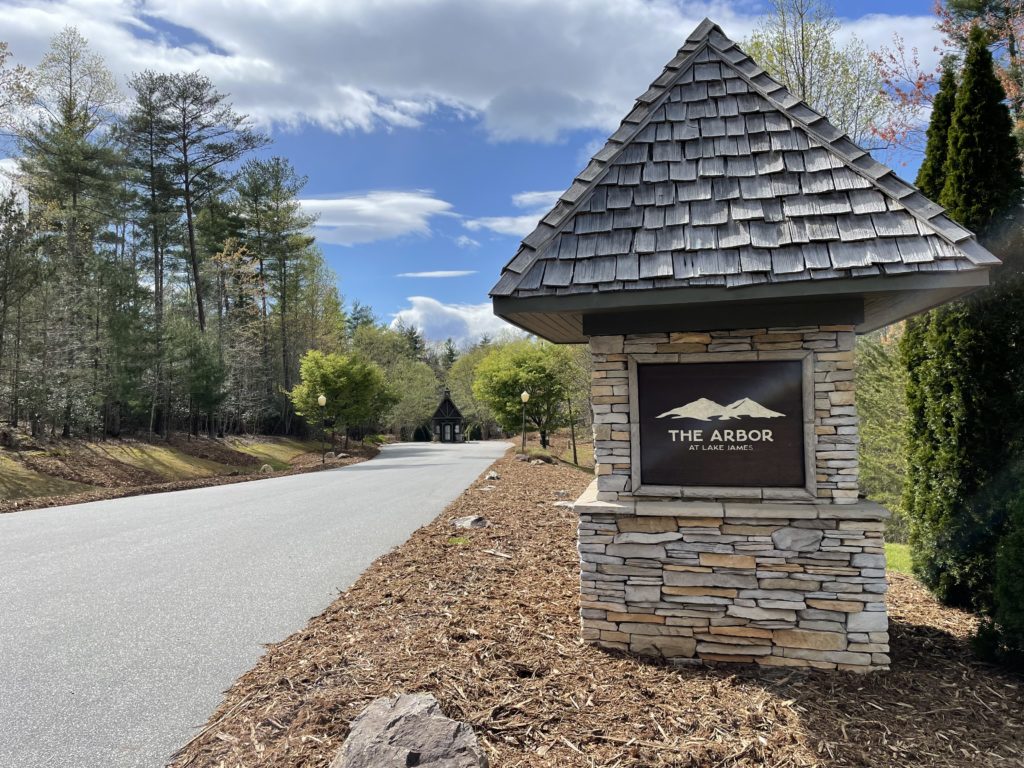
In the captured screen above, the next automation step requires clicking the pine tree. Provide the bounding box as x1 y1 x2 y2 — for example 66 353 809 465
157 71 268 333
940 26 1022 232
916 56 958 201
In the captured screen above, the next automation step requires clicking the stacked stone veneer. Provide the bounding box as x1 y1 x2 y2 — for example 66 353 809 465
578 326 891 671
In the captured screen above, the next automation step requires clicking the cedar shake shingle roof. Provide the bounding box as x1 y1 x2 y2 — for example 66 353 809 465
490 19 998 301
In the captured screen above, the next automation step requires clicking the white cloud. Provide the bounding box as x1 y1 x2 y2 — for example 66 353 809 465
455 235 480 249
511 190 563 209
463 214 541 238
0 1 943 142
840 15 944 71
0 157 24 199
391 296 518 343
397 270 477 278
464 189 563 238
299 191 453 246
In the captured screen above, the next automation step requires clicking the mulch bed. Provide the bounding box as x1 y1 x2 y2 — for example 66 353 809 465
0 442 377 515
170 453 1023 768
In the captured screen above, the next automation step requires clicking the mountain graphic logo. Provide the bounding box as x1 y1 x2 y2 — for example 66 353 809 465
657 397 785 421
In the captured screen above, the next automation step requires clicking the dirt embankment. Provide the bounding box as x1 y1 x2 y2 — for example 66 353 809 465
170 453 1023 768
0 433 377 514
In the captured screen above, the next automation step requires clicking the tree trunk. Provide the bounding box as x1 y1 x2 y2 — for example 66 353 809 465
567 396 578 464
181 134 206 331
9 304 22 426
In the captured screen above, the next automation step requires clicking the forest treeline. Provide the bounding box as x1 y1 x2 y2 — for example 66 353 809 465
0 29 488 441
0 28 340 438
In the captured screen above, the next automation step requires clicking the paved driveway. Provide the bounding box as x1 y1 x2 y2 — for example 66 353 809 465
0 441 509 768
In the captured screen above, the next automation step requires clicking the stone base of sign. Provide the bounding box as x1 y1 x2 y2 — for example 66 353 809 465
575 482 891 671
582 325 889 671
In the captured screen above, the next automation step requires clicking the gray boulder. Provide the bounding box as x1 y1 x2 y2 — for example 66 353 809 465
452 515 488 529
331 693 488 768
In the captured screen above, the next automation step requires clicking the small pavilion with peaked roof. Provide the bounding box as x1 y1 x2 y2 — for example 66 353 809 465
489 19 999 672
431 388 464 443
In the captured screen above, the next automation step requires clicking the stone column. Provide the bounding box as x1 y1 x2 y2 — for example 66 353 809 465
577 326 890 671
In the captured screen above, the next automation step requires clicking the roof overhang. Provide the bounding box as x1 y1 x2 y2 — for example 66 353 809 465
494 270 990 343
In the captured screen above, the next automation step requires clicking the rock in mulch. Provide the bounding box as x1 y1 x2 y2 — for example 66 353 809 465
552 501 574 509
485 470 500 481
330 693 488 768
452 515 488 529
259 464 274 474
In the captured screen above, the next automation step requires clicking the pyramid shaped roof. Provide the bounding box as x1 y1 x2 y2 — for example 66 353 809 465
490 19 998 341
432 388 463 421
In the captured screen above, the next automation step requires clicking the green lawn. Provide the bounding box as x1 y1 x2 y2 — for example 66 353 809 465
886 542 912 574
0 455 93 501
93 442 238 480
228 437 322 470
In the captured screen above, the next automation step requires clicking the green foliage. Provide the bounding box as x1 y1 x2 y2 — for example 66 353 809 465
345 300 377 336
472 339 580 446
745 0 892 146
0 27 348 439
351 323 443 435
885 543 913 574
447 342 501 437
902 29 1024 663
940 27 1022 232
916 56 959 201
900 296 1024 609
974 493 1024 668
994 498 1024 663
289 350 394 432
388 357 442 434
525 447 554 463
857 331 909 541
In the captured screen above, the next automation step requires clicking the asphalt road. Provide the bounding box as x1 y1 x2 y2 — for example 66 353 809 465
0 441 509 768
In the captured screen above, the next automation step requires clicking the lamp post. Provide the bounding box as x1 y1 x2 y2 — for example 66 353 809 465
520 390 530 453
317 393 327 463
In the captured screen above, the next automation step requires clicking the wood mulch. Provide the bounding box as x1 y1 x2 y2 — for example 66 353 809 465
0 441 377 515
170 452 1024 768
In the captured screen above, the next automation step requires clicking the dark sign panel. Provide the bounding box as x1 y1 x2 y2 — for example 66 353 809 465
637 361 805 488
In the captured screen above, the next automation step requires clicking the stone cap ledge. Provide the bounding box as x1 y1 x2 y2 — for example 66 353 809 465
573 481 890 520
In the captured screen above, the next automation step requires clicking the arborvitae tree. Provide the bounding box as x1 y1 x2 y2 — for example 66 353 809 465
988 494 1024 667
940 26 1023 232
903 25 1024 617
903 300 1024 607
916 56 958 201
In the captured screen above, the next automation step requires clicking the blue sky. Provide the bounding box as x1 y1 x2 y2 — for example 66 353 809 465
1 0 942 342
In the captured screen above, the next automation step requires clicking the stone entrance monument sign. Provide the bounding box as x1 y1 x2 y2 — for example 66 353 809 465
489 19 1000 670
